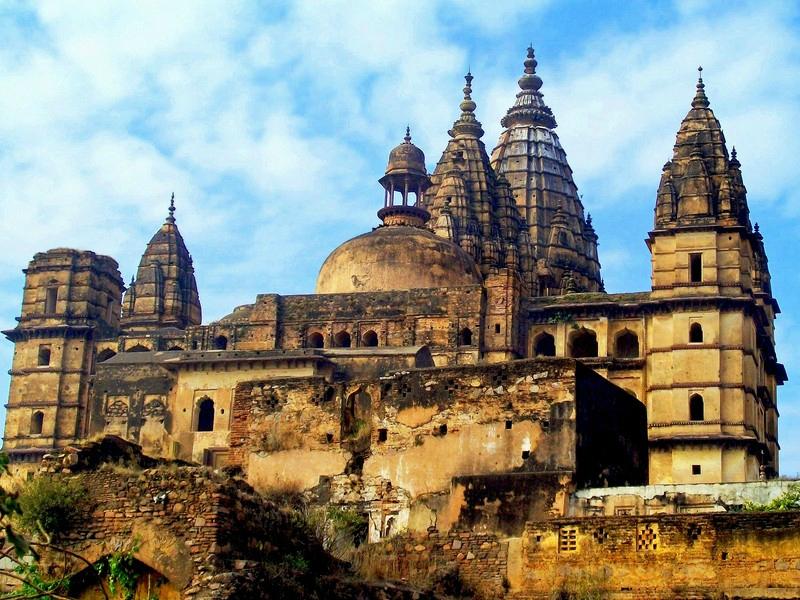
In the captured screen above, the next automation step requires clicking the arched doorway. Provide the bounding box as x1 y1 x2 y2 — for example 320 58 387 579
569 328 598 358
533 332 556 357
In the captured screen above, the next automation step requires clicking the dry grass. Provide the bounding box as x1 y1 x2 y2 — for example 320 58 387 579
254 425 304 453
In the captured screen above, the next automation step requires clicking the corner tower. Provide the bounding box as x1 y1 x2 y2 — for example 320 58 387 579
121 196 201 332
646 69 784 483
491 47 602 295
2 249 123 471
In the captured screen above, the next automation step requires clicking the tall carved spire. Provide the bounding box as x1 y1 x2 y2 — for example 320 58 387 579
121 194 202 330
424 71 535 290
491 46 601 296
654 69 750 229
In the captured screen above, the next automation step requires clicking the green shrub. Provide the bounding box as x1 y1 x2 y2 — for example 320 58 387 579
17 476 86 537
744 483 800 512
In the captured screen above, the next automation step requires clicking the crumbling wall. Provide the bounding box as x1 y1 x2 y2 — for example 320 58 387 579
230 359 586 538
368 530 509 598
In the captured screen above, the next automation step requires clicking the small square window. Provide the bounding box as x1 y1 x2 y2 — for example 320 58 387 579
692 464 702 475
505 420 513 430
495 323 501 334
378 428 388 442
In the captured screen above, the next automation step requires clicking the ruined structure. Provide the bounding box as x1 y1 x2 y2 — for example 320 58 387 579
2 49 786 552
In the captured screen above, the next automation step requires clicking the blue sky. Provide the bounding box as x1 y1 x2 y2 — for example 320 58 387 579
1 0 799 473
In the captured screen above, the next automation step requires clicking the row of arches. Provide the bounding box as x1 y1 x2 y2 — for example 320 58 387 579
533 329 639 359
307 330 381 349
533 322 705 359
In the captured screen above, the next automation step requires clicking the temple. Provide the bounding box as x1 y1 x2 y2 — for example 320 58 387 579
2 51 785 541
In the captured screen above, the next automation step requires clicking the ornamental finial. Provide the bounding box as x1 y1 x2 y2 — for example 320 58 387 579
692 65 709 109
167 192 176 224
404 125 411 143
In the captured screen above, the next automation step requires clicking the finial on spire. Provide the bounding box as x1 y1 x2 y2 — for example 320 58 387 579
754 222 760 233
458 71 477 116
730 145 741 168
586 213 593 226
166 192 176 224
692 65 709 109
404 125 411 143
524 45 537 74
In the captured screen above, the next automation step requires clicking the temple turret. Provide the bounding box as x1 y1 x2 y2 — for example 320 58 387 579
491 46 601 296
646 68 784 483
423 72 535 360
121 195 201 330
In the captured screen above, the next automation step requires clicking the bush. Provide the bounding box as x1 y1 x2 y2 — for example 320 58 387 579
17 476 86 537
744 483 800 512
308 505 368 558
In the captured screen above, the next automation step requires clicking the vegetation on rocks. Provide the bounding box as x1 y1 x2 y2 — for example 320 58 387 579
16 475 86 538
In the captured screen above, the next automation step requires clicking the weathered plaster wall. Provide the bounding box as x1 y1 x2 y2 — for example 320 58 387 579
517 512 800 599
229 358 646 538
570 479 800 516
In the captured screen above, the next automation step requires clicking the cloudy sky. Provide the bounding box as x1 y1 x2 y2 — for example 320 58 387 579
1 0 799 473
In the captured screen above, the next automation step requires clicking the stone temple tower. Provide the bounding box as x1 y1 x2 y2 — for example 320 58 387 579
2 249 123 472
121 196 201 333
423 72 535 360
491 47 602 296
646 69 784 482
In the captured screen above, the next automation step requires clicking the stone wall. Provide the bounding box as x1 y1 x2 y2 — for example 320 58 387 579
197 286 484 366
516 512 800 599
44 465 335 599
369 530 509 598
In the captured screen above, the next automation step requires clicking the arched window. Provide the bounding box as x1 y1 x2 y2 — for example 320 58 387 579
196 398 215 432
126 344 149 353
213 335 228 350
615 330 639 358
308 332 324 348
689 323 703 343
30 411 44 435
97 349 117 363
690 394 704 421
534 332 556 357
569 328 598 358
362 330 379 347
334 331 351 348
37 345 51 366
459 328 473 346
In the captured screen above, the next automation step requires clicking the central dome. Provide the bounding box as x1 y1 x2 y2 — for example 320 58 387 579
315 226 482 294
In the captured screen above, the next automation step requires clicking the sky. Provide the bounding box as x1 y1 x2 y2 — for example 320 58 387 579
0 0 799 473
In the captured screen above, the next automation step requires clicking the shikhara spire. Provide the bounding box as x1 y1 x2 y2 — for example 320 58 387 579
655 68 751 229
491 46 601 296
121 193 201 330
